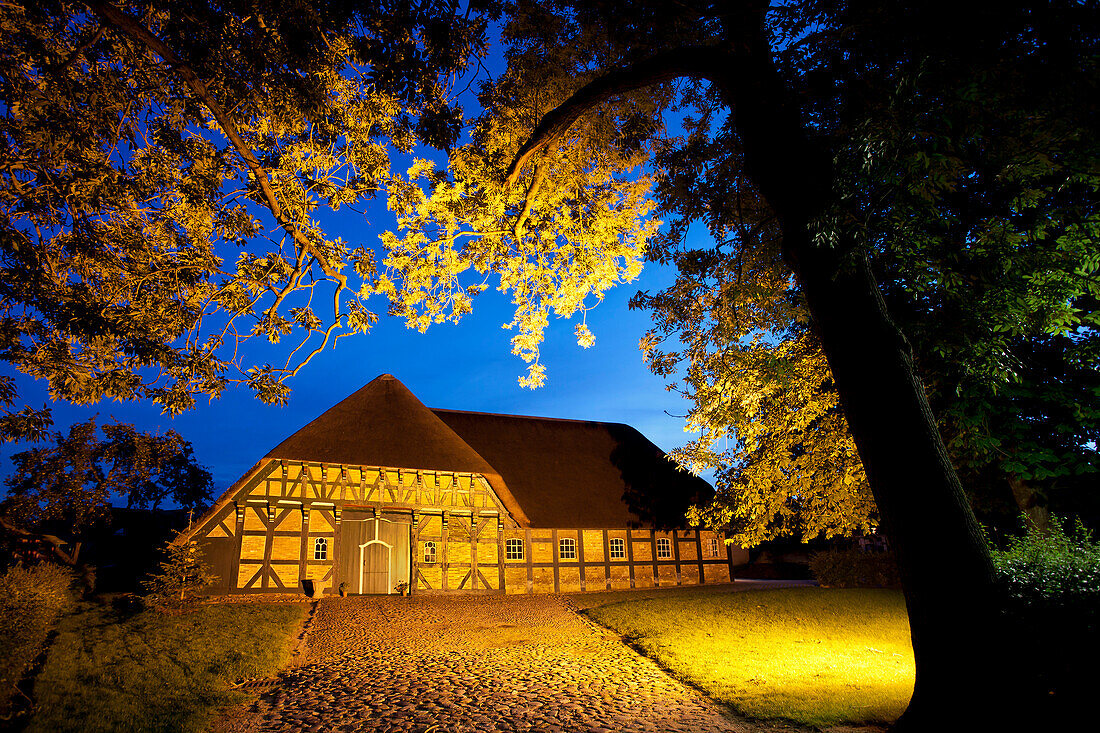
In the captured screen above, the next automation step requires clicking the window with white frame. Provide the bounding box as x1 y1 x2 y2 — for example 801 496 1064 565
506 538 524 560
559 537 577 560
423 540 437 564
709 537 720 557
314 537 328 561
656 537 673 559
608 537 626 559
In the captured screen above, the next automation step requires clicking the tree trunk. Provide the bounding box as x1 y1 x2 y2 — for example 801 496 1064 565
503 6 1033 725
789 248 1007 729
714 20 1015 728
1008 476 1050 533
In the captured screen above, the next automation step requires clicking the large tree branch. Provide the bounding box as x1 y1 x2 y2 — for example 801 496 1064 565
0 517 78 566
52 22 106 72
512 163 546 240
88 2 348 295
504 46 727 187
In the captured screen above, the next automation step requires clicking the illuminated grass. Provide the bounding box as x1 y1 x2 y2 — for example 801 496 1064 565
25 602 305 733
584 587 913 727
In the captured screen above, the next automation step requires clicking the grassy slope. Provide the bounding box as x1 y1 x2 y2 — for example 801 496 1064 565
584 587 914 728
26 602 306 733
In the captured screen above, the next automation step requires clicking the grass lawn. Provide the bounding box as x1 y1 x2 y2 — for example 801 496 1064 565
25 602 306 733
582 586 914 728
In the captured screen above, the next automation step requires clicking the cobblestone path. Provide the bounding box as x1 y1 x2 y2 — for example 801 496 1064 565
215 593 807 733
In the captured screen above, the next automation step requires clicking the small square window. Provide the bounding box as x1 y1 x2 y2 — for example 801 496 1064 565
506 538 524 560
423 540 437 564
314 537 328 561
609 537 625 560
656 537 672 559
559 537 577 560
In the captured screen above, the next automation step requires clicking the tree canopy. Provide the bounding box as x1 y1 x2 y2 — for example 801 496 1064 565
2 418 213 539
0 0 484 418
631 0 1100 543
381 4 660 386
485 0 1098 725
1 1 1097 723
0 0 661 424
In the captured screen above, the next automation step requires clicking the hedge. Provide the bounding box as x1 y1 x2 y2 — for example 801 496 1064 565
0 563 75 719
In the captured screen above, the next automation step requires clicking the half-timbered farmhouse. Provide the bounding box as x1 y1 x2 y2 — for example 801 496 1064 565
179 374 746 595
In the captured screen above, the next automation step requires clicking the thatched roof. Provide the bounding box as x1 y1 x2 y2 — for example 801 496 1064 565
434 409 713 528
182 374 711 539
265 374 530 526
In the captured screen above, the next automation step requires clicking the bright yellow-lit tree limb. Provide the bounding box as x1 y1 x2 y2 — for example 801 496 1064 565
505 46 727 186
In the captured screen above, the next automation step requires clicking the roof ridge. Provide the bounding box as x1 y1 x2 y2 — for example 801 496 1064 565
258 374 531 525
430 407 626 428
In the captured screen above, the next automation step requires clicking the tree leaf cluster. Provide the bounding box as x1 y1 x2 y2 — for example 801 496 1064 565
381 0 690 386
0 0 482 417
1 418 213 538
635 0 1100 541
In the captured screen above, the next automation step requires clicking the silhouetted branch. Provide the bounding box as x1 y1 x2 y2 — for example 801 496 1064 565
88 2 349 293
505 46 727 186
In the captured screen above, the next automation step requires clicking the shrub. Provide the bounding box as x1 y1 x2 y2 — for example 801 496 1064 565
991 517 1100 714
809 548 901 588
991 516 1100 614
142 535 215 612
0 563 74 718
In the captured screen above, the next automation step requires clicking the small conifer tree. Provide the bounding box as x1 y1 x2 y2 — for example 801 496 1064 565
142 533 215 611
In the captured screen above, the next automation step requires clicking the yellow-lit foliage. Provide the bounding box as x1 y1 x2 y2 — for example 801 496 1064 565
1 1 666 408
585 587 914 727
639 211 876 544
679 328 877 546
0 2 479 411
382 30 661 387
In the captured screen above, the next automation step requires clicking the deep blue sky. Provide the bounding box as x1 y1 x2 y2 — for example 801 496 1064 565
0 257 702 493
0 33 710 497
